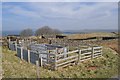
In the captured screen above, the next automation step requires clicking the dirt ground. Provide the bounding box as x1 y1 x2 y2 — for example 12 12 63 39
86 40 118 54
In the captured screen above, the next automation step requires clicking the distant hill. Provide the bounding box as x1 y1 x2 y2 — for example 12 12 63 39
63 29 118 34
2 30 20 37
2 29 118 36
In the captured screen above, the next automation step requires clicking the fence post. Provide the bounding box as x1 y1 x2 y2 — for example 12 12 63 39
56 48 58 54
8 38 11 43
78 49 81 64
39 54 43 67
64 47 67 58
8 38 11 49
54 54 57 70
15 41 17 51
47 50 49 64
67 45 69 52
21 47 23 60
92 47 94 58
41 56 43 67
36 60 40 78
28 49 30 63
100 46 102 57
47 53 48 64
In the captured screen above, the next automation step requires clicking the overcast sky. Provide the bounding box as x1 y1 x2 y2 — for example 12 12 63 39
2 2 118 31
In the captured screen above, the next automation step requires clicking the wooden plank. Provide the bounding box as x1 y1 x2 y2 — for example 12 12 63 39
81 52 92 55
40 56 43 67
94 53 102 56
77 50 81 64
42 57 47 60
47 52 49 64
42 60 47 63
65 50 78 54
54 54 57 70
56 55 78 62
94 50 102 54
93 46 102 49
101 50 103 56
15 42 17 51
28 50 30 63
8 38 11 42
36 61 40 78
21 47 23 60
56 58 77 67
56 50 79 57
93 55 102 58
92 47 94 58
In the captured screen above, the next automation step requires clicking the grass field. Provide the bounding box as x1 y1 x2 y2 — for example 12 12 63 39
98 40 118 53
67 32 117 39
1 46 119 78
86 40 118 53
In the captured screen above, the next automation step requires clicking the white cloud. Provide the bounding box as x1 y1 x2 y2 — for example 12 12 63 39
3 4 42 18
2 2 118 30
26 2 118 20
3 2 117 20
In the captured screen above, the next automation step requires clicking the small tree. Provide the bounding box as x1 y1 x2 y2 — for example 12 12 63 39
20 28 33 37
35 26 53 36
35 26 62 37
52 29 62 35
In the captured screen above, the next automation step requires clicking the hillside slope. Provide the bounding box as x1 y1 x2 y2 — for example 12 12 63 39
1 47 119 78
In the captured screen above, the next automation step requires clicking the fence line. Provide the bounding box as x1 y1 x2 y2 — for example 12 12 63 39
9 41 102 70
55 46 102 69
16 45 102 70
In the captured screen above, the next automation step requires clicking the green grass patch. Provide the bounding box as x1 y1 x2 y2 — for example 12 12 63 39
2 46 118 78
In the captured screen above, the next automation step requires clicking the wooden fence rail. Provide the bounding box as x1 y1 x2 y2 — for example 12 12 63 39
55 46 102 70
9 41 102 70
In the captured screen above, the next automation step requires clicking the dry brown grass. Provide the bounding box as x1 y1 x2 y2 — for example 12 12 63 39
84 39 118 54
67 32 117 39
99 40 118 53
